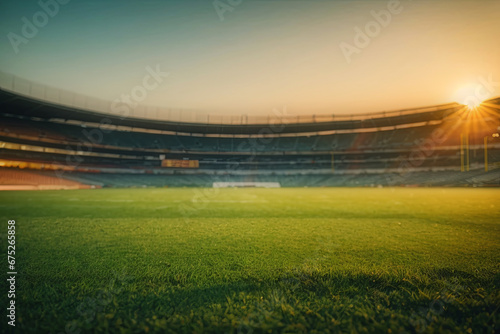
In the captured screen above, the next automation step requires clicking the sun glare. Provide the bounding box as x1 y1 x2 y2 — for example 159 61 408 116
454 83 487 111
466 99 483 110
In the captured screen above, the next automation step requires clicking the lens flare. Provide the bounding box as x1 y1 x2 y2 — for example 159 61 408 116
454 83 487 110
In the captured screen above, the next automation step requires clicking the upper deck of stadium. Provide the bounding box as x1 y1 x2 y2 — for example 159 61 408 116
1 72 488 136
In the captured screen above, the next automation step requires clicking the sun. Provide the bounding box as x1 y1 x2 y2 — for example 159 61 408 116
453 83 487 110
465 99 483 110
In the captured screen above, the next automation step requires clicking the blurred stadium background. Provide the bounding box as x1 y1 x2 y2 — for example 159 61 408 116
1 72 499 190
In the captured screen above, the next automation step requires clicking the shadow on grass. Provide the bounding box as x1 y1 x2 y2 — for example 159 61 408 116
127 266 498 317
16 268 499 333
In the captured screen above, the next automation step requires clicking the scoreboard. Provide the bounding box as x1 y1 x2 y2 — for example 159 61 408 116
161 159 199 168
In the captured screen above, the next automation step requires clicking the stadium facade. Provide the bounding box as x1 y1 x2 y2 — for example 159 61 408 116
1 74 499 189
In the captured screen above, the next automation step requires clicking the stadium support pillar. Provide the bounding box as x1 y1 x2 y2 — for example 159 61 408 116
484 136 488 172
460 133 470 172
460 134 464 172
465 133 470 172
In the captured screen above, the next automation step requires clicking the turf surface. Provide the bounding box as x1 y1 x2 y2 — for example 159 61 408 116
0 188 499 333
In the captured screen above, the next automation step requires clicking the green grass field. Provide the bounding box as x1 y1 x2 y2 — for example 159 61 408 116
1 188 499 333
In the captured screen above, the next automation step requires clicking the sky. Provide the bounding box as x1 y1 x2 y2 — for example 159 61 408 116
0 0 499 118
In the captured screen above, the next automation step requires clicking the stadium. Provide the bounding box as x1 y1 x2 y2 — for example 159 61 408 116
1 1 500 333
1 74 499 189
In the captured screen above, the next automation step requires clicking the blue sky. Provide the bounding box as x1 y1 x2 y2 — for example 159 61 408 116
1 0 499 117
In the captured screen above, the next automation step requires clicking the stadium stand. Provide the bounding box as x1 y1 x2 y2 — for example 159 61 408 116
0 168 95 190
0 75 499 189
